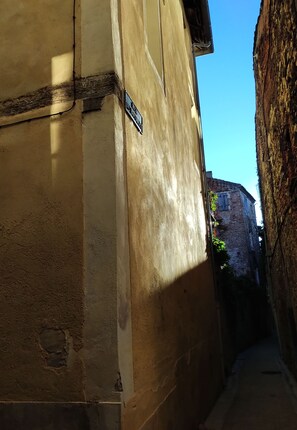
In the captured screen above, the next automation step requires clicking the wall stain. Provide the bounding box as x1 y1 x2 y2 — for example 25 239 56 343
39 328 68 368
114 372 123 392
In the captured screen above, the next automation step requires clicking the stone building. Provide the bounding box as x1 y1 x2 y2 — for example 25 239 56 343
207 174 260 283
254 0 297 377
0 1 223 429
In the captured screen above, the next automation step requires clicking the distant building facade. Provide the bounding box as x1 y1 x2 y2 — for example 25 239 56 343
207 173 260 283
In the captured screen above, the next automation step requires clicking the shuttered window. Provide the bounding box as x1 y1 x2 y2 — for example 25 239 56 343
217 193 229 211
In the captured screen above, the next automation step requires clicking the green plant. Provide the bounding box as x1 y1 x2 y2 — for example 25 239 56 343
212 236 230 269
209 190 218 212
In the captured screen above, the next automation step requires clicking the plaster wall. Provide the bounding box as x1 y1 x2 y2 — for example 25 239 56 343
0 0 129 414
0 0 85 401
120 1 223 428
81 0 114 76
0 0 221 428
0 0 74 100
81 0 134 407
254 0 297 376
0 0 130 408
0 112 84 401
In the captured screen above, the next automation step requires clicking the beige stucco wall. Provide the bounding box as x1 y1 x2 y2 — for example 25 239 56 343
120 1 223 428
0 0 132 413
0 0 221 427
0 0 74 100
0 112 84 401
81 0 134 406
0 1 85 401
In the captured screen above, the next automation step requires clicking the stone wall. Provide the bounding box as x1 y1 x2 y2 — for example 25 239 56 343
254 0 297 376
207 177 260 282
207 177 268 373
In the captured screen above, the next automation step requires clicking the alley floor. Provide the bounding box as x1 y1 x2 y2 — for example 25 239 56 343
203 337 297 430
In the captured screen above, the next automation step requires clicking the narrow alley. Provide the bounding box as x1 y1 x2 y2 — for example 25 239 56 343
204 337 297 430
0 0 297 429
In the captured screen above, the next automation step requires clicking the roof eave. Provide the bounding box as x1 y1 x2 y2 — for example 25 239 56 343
183 0 214 57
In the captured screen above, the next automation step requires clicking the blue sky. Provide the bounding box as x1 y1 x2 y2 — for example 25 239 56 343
196 0 262 221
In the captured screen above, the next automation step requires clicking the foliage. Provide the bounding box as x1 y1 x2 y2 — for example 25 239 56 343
212 235 230 270
209 190 218 212
209 190 230 271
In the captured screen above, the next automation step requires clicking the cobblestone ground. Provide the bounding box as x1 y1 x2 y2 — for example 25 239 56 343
203 337 297 430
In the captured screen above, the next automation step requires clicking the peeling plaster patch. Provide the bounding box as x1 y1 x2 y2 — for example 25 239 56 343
39 328 68 368
114 372 123 392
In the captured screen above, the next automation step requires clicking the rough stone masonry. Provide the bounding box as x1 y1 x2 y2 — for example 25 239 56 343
254 0 297 377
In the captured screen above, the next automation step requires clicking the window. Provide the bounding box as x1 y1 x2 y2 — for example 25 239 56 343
243 196 249 213
217 192 229 211
144 0 164 79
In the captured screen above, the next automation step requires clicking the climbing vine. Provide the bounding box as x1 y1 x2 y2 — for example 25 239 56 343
212 236 230 270
209 190 218 212
208 190 230 271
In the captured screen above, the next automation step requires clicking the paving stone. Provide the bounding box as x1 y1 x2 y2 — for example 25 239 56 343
204 338 297 430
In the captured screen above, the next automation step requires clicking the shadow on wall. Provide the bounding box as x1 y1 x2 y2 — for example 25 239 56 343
123 260 224 430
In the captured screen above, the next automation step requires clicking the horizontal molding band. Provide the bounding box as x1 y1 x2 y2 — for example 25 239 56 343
0 72 122 118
